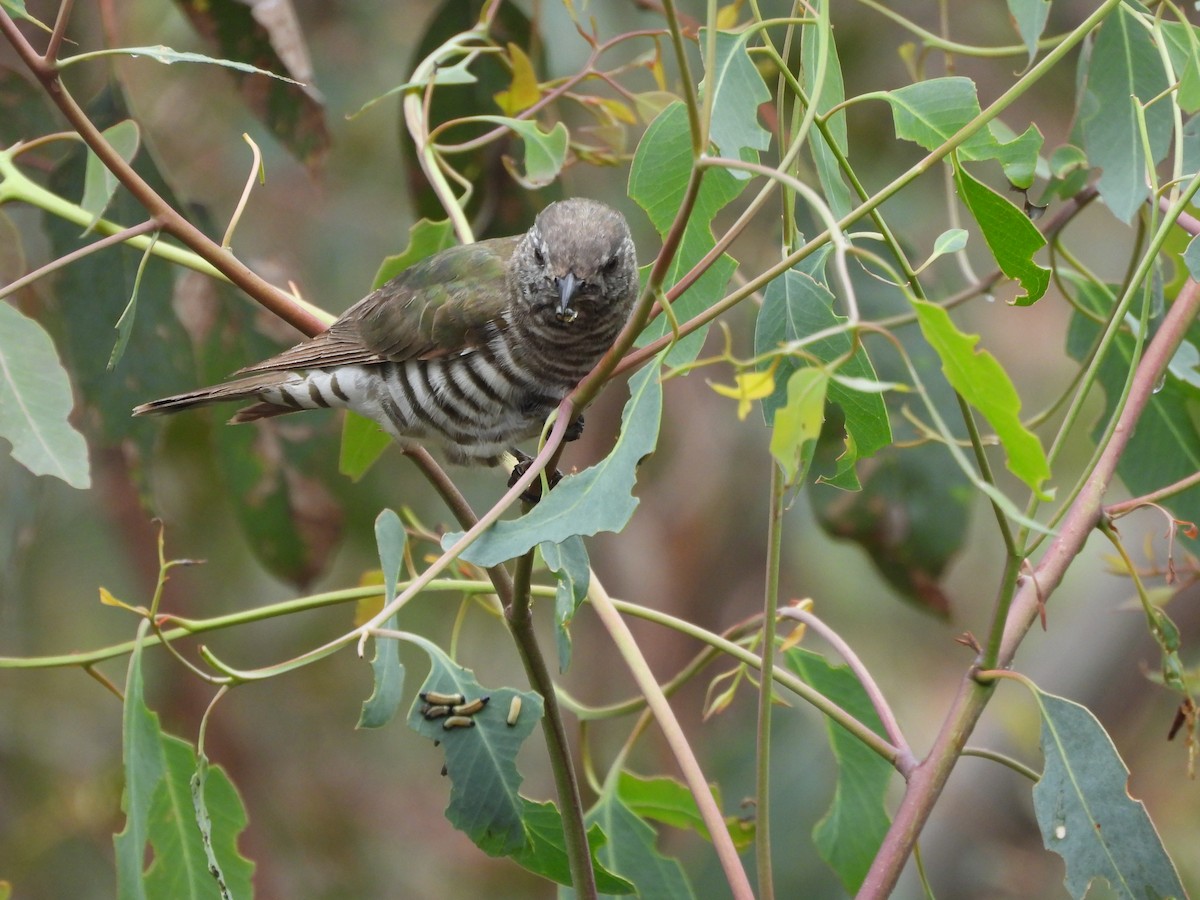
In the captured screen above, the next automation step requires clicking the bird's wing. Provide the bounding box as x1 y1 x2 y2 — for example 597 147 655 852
234 237 518 376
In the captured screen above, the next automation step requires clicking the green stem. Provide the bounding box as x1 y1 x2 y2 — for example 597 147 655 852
755 465 785 900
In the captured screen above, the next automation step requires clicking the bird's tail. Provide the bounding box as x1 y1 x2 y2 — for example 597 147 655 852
132 372 314 422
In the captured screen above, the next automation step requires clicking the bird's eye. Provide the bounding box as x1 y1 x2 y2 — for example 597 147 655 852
532 243 547 267
600 254 620 275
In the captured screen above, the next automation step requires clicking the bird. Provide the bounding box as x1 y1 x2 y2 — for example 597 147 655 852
133 198 639 479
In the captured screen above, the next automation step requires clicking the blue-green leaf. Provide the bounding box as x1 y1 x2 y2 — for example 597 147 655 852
786 648 892 894
1079 4 1172 222
445 358 663 567
0 302 91 489
803 17 853 218
1006 0 1051 66
358 509 407 729
82 120 140 230
630 102 743 364
402 633 544 856
541 536 590 673
701 29 771 173
753 266 891 490
1031 687 1186 899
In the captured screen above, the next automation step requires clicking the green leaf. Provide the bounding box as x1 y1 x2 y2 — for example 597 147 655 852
812 443 968 617
144 738 254 899
1030 687 1186 899
578 781 693 899
402 634 543 855
541 536 590 673
618 771 753 852
1065 273 1200 530
371 218 456 289
338 411 391 482
0 0 50 30
358 509 407 729
473 116 569 188
114 623 165 900
1079 4 1172 222
931 228 968 257
953 159 1050 305
79 45 305 83
912 299 1050 495
81 119 140 229
1006 0 1051 66
753 266 891 490
803 16 853 218
1162 22 1200 114
516 799 634 894
0 302 91 489
701 29 771 173
786 648 892 894
1184 234 1200 282
770 367 829 484
884 77 1043 187
113 623 255 900
46 87 197 469
107 231 160 371
445 358 663 567
630 102 743 364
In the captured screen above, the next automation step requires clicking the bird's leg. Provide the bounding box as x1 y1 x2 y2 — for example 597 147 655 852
564 414 584 442
508 448 563 504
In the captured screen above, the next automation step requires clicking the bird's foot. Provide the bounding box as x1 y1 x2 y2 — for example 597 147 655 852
508 449 563 504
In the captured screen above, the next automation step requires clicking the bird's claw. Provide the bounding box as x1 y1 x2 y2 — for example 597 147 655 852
508 450 563 504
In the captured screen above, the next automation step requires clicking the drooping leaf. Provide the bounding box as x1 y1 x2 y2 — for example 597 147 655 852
701 28 772 172
0 302 91 489
144 737 254 899
786 648 893 894
912 299 1050 495
169 0 330 166
402 634 543 856
1006 0 1052 66
81 119 140 229
630 102 743 364
516 799 634 894
44 87 197 484
541 535 590 673
576 780 693 899
754 266 891 490
114 623 166 900
803 16 853 218
1161 21 1200 114
106 231 160 371
953 159 1050 305
1079 3 1172 222
1065 273 1200 531
444 358 663 567
770 367 829 484
358 509 407 729
1030 687 1187 899
114 623 253 900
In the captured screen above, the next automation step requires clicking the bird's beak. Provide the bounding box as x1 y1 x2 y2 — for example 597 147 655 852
555 272 579 322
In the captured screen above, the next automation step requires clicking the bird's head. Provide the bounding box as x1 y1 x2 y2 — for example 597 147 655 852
513 199 638 329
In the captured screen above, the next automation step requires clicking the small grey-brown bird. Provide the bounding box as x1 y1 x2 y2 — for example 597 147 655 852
134 199 639 471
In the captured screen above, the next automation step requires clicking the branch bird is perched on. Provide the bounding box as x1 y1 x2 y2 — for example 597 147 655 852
134 199 639 480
